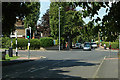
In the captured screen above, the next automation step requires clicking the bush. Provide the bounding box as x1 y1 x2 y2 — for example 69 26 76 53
2 37 11 48
102 42 119 49
2 37 54 50
18 38 28 49
40 37 54 47
30 39 40 49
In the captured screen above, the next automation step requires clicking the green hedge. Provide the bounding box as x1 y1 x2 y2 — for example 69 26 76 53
2 37 11 49
102 42 119 49
2 37 54 49
40 37 54 47
30 39 40 49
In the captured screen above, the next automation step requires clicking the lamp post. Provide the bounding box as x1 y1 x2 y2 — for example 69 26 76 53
59 7 61 51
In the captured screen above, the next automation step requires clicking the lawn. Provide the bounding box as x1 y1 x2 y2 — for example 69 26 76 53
0 53 19 61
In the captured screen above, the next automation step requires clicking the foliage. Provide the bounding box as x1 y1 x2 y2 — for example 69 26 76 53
2 2 40 36
102 42 119 49
2 37 11 49
40 37 54 48
30 39 40 49
50 2 109 48
38 9 50 33
24 2 40 33
102 1 120 41
2 37 53 49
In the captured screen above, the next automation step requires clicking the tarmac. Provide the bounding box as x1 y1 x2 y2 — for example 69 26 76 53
1 47 120 79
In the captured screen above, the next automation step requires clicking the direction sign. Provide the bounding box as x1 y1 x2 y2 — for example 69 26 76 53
10 35 23 38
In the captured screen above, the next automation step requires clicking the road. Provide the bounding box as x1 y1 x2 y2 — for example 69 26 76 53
2 48 118 79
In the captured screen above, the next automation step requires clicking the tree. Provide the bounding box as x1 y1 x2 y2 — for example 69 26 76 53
37 9 51 37
102 1 120 42
23 2 40 38
63 10 84 48
2 2 40 36
49 2 109 48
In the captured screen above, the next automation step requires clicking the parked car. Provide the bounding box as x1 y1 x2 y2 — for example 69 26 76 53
91 42 98 48
75 43 82 49
83 42 91 51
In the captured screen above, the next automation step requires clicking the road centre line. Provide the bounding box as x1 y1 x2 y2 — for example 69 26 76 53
92 56 106 78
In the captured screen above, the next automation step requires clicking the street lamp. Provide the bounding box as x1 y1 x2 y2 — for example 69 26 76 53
59 7 61 51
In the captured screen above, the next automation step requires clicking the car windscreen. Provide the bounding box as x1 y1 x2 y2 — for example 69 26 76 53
84 44 90 47
76 44 79 46
91 43 97 45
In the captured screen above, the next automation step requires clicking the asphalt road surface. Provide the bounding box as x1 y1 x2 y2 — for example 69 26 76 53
2 48 118 79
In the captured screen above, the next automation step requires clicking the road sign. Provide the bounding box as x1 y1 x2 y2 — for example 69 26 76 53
10 35 23 38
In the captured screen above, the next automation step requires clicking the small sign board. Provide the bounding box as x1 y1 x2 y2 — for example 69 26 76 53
10 35 23 38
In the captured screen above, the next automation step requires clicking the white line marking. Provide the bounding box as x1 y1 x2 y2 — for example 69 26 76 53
30 60 66 73
92 56 106 78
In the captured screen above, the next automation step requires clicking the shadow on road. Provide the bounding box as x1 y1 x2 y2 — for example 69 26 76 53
2 60 34 66
2 59 100 80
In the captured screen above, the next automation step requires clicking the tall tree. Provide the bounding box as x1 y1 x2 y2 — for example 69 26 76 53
102 1 120 41
38 9 50 36
50 2 108 47
24 2 40 38
2 2 40 36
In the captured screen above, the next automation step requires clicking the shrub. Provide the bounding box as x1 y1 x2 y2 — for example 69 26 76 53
102 42 119 49
40 37 54 47
2 37 11 48
30 39 40 49
2 37 54 50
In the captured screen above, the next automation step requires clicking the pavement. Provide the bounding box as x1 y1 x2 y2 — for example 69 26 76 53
95 56 119 78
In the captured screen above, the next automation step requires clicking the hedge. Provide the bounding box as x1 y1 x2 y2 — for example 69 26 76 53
102 42 119 49
2 37 11 49
2 37 54 50
40 37 54 47
30 39 40 49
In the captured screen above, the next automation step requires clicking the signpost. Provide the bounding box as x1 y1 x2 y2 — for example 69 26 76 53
10 31 23 56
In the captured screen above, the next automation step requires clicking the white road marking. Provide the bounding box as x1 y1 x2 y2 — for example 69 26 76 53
92 56 106 78
30 60 66 72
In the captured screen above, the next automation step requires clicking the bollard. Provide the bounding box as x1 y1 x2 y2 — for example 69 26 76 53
9 48 13 57
2 51 6 60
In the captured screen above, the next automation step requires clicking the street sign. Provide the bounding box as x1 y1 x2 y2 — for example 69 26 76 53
10 35 23 38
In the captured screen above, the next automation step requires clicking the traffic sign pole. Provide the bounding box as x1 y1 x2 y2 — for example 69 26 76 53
15 31 18 56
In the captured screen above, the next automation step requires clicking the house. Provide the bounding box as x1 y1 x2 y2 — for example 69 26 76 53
14 19 25 38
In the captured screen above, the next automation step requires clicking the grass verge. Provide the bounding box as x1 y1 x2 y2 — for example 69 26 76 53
0 54 20 61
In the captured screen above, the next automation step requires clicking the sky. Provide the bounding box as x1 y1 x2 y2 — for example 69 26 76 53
37 1 111 25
